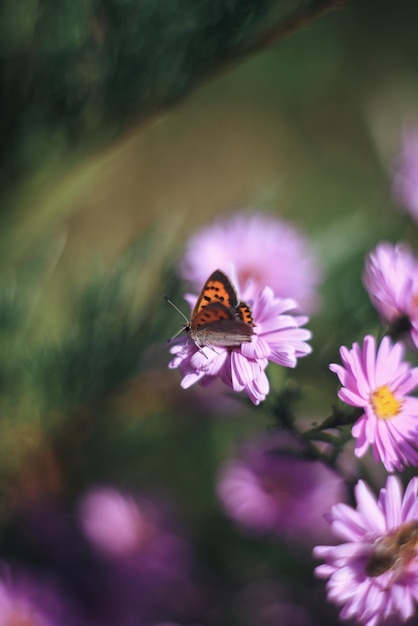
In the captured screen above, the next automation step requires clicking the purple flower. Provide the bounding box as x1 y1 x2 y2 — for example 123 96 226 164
178 212 322 314
78 488 191 569
0 569 80 626
216 436 346 545
392 126 418 221
169 287 312 405
363 241 418 348
79 488 159 558
330 335 418 472
314 476 418 626
78 488 205 625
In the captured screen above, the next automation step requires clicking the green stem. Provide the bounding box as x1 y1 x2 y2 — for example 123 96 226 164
304 406 362 438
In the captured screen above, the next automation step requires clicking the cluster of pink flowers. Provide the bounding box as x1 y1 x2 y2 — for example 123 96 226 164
317 230 418 623
168 212 317 404
327 239 418 473
167 200 418 626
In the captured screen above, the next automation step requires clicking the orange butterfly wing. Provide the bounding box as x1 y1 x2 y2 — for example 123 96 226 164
188 270 255 347
191 301 235 326
236 301 254 327
192 270 239 317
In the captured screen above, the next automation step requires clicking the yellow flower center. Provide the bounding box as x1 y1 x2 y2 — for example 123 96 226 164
371 384 403 420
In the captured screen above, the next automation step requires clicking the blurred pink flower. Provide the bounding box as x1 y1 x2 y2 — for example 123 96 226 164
330 334 418 472
78 488 190 569
392 126 418 220
79 487 158 558
0 569 79 626
179 212 322 313
363 241 418 348
216 437 346 546
169 287 311 405
78 488 205 625
314 476 418 626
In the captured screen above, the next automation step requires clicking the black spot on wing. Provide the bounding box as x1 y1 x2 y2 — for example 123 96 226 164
204 270 238 307
236 301 255 326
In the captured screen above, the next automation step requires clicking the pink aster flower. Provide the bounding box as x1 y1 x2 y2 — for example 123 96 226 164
330 334 418 472
217 436 347 546
363 241 418 349
179 212 322 313
314 476 418 626
392 125 418 221
169 286 312 405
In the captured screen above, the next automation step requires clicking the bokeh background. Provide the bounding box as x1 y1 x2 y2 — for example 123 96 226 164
1 0 418 624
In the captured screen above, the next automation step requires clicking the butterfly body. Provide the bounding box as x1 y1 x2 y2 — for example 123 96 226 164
185 270 255 348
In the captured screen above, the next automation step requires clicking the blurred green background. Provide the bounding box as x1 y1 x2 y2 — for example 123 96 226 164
1 0 418 624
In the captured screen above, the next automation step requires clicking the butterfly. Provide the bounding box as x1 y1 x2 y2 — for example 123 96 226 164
167 270 255 349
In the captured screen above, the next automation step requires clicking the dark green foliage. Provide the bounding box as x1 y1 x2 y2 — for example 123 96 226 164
0 0 278 201
32 237 161 409
33 297 142 410
0 280 27 395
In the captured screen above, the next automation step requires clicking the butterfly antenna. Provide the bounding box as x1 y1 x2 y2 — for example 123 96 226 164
164 295 189 324
164 328 186 346
164 295 191 345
